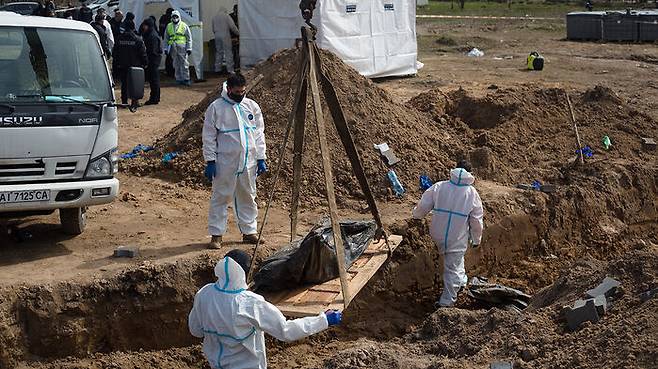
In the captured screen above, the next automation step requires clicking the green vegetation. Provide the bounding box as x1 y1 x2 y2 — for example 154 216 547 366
417 1 629 18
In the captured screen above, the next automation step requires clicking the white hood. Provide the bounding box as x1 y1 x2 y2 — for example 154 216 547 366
449 168 475 186
221 81 248 104
214 256 249 292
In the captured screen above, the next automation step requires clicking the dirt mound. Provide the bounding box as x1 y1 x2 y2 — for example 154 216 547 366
446 87 520 129
123 49 458 207
408 84 658 185
323 246 658 369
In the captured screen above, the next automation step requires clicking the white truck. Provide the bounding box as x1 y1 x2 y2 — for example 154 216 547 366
0 12 142 235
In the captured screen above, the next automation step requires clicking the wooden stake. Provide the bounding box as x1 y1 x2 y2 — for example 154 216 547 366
290 80 308 241
565 92 585 165
312 44 385 241
246 60 306 282
305 28 351 308
290 42 310 241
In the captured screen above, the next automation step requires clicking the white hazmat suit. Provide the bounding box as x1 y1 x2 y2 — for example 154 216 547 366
164 10 193 83
212 11 239 73
202 83 266 237
189 256 329 369
412 168 484 306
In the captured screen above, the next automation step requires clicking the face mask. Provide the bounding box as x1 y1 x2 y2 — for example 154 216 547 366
228 92 244 103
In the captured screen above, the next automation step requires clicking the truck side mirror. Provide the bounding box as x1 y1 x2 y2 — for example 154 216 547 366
127 67 145 102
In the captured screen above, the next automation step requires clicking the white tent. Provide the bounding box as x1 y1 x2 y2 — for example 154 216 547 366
239 0 418 78
119 0 236 78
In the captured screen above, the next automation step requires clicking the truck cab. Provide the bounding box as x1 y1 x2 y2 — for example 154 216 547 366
0 12 139 235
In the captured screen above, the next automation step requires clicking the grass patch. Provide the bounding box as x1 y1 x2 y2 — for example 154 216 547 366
416 1 629 18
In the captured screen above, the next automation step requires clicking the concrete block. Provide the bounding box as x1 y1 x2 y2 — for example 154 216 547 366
113 245 140 258
565 299 600 330
586 277 621 298
491 361 514 369
381 150 400 166
640 288 658 302
592 295 607 316
641 137 656 151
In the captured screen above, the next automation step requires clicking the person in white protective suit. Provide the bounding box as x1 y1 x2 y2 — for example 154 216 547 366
412 160 484 307
212 9 239 74
189 249 342 369
202 73 268 249
164 10 193 85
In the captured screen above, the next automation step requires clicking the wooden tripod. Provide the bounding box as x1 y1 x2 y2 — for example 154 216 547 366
249 27 386 308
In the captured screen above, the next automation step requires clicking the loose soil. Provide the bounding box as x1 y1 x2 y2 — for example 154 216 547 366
1 15 657 369
123 48 459 207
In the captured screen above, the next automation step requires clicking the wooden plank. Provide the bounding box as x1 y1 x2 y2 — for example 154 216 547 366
304 26 352 308
282 288 310 305
313 44 385 237
289 54 309 241
246 61 305 281
266 235 403 317
312 284 342 293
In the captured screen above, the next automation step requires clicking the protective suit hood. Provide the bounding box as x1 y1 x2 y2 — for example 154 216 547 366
221 81 247 104
214 256 249 292
449 168 475 186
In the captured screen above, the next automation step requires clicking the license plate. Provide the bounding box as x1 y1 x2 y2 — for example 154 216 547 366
0 190 50 204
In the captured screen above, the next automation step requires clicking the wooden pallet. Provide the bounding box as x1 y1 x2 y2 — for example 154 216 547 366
264 235 403 317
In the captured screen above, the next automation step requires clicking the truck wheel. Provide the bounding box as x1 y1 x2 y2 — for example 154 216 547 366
60 207 87 235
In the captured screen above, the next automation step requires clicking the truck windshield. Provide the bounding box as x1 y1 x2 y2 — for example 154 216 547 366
0 26 112 103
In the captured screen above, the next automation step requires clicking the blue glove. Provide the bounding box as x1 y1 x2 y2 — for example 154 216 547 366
325 309 342 326
257 159 267 176
204 162 216 182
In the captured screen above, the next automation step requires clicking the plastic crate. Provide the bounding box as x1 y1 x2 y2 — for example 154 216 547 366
602 11 638 41
566 12 605 40
638 11 658 41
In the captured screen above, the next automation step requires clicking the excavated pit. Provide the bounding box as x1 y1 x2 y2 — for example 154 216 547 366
0 179 548 367
0 238 445 368
0 257 217 366
2 162 656 368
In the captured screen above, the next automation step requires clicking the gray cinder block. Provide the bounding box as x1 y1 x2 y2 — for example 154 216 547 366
491 361 514 369
640 288 658 302
641 137 656 151
586 277 621 298
113 245 140 258
593 295 607 316
565 299 600 330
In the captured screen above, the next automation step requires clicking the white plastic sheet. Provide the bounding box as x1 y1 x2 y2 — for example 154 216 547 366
239 0 418 78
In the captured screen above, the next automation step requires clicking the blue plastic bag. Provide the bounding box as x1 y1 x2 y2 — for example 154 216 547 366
419 175 433 191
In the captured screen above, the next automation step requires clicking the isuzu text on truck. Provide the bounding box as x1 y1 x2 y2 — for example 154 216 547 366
0 12 142 235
